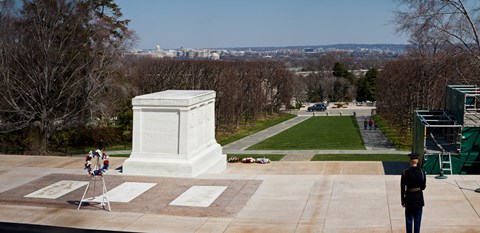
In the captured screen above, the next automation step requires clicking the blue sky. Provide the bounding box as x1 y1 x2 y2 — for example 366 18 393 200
115 0 409 50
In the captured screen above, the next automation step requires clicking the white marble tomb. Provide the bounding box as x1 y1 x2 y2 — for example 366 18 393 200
122 90 226 177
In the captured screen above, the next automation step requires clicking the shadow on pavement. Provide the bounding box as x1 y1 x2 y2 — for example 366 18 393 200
0 222 134 233
382 161 409 175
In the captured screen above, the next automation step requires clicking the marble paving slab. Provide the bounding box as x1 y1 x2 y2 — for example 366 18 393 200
86 182 156 203
169 186 227 207
25 180 88 199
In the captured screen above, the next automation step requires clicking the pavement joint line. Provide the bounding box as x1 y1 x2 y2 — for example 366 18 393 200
473 180 480 218
322 180 335 232
385 180 394 233
457 179 480 218
295 183 314 233
119 212 144 232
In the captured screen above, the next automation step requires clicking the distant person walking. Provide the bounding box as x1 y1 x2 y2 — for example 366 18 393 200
363 119 368 129
368 119 373 130
401 154 426 233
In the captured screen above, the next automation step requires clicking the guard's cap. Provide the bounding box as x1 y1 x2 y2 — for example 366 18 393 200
408 153 419 160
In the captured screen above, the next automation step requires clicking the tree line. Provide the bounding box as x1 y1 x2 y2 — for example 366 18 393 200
0 0 131 154
0 0 295 155
298 53 378 104
376 0 480 143
13 0 478 156
126 58 294 133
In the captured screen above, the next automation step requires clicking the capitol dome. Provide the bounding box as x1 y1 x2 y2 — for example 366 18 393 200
209 52 220 60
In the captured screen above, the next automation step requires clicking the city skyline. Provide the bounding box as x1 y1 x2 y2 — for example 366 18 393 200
115 0 409 50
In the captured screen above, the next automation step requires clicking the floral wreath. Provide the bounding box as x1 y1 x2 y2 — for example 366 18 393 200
228 156 270 164
84 149 109 176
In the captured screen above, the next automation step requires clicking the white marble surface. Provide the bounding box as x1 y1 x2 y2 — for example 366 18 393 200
25 180 88 199
86 182 156 203
169 186 227 207
133 90 215 107
123 90 226 177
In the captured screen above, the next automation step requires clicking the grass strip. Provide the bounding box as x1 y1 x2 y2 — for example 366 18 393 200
248 116 364 150
372 115 411 151
311 154 408 161
106 145 132 151
109 154 286 161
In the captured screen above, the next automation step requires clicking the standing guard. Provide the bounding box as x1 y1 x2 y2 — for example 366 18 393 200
401 153 426 233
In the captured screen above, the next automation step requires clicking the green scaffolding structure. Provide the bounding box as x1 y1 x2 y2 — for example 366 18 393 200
413 85 480 175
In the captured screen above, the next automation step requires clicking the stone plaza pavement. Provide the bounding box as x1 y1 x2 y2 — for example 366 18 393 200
1 154 480 232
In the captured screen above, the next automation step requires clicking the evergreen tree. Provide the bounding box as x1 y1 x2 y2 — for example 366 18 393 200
332 61 354 84
356 67 378 101
332 62 349 77
307 84 324 102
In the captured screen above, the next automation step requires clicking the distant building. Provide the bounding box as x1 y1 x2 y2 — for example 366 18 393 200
303 48 315 54
196 49 209 58
124 44 406 61
187 50 195 58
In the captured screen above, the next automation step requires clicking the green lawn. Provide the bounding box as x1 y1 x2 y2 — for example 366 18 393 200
216 113 296 146
106 145 132 151
227 154 285 161
53 144 132 156
247 116 364 150
311 154 408 161
372 115 411 151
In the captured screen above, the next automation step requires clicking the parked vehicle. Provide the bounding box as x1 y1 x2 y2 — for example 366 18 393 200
307 103 327 111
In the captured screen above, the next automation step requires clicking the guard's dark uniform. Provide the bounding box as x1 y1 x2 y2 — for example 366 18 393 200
401 166 426 233
401 166 426 207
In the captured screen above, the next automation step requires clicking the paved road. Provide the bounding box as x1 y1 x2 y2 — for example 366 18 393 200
356 116 396 151
297 103 375 117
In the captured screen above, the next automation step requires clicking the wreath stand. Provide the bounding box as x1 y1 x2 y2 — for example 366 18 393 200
77 175 111 211
78 151 111 211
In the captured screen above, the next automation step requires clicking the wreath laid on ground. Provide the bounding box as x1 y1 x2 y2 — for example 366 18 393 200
228 156 239 163
229 157 271 164
241 157 256 163
84 149 109 176
256 157 270 164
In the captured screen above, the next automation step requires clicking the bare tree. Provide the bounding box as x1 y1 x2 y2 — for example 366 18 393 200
395 0 480 61
0 0 131 154
127 58 294 134
375 0 480 144
377 54 467 141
